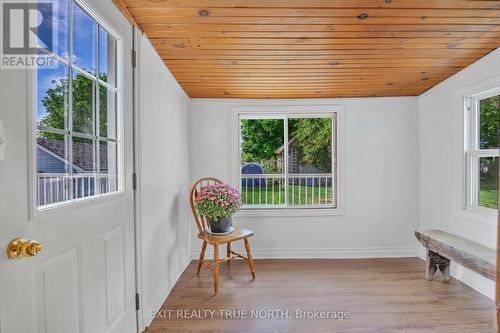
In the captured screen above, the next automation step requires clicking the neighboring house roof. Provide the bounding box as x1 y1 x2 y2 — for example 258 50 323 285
37 144 84 173
37 137 109 172
275 137 297 155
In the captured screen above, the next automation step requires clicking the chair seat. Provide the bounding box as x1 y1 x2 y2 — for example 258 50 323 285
198 228 254 245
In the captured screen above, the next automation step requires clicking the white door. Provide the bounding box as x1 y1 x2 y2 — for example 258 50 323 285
0 1 136 332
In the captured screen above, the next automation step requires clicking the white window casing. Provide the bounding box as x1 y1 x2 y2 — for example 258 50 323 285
32 0 123 212
463 88 499 217
233 105 344 217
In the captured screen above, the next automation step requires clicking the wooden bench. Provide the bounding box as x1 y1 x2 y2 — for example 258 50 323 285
415 229 495 282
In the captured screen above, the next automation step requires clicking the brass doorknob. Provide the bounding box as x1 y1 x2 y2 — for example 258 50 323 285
7 238 43 259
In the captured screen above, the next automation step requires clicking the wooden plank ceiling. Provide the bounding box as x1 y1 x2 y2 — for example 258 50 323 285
118 0 500 98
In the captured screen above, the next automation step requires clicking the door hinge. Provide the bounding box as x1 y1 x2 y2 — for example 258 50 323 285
132 49 137 68
135 293 140 310
132 172 137 190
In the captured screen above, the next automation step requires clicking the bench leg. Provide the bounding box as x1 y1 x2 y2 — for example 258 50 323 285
425 250 437 281
439 262 451 282
425 249 451 282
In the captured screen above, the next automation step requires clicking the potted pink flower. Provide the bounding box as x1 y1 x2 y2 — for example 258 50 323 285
194 183 241 234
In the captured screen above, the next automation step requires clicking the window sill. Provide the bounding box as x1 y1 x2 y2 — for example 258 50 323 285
456 206 498 228
236 207 344 218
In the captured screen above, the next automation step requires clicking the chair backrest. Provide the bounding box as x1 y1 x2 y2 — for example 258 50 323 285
189 177 224 233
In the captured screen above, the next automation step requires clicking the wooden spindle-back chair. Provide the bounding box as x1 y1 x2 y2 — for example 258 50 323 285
189 177 255 294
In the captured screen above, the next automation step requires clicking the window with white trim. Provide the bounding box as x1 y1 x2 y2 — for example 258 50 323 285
35 0 120 208
465 90 499 211
239 114 336 209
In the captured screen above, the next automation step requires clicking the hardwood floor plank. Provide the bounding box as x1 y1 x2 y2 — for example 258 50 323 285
146 259 494 333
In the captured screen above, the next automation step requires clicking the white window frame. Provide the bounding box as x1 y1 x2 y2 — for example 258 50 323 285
30 0 124 214
233 105 344 217
464 87 500 215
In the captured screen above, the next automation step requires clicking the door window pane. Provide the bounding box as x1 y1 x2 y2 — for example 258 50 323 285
72 70 95 135
56 0 70 58
34 0 69 58
99 85 117 139
72 137 96 199
36 61 69 129
240 119 284 206
98 27 117 87
288 117 333 206
478 157 498 209
479 95 499 149
72 136 96 172
72 3 96 74
54 0 70 58
34 2 52 52
36 131 70 206
99 140 118 194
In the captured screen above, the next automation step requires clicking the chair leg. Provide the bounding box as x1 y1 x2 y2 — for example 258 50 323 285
227 242 231 265
213 244 219 294
197 241 207 275
244 238 256 279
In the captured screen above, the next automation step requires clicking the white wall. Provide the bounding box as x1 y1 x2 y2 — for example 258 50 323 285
135 34 191 330
418 48 500 299
188 97 420 259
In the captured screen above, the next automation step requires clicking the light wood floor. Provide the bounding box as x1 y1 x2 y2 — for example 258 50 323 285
147 258 494 333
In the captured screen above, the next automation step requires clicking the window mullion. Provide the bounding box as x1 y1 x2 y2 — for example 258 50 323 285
471 154 480 207
470 149 500 157
466 97 478 208
95 23 101 196
37 126 70 136
471 98 479 151
284 116 289 206
68 0 74 200
332 115 337 208
97 79 117 92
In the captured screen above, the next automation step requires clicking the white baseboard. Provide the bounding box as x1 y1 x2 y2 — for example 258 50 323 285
191 246 419 260
450 263 495 300
417 248 494 300
141 254 192 331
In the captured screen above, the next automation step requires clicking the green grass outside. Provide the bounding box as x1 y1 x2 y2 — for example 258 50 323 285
241 184 333 206
479 179 498 209
242 183 497 209
242 182 497 208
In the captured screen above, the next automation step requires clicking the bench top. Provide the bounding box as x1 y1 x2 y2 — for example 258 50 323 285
415 229 495 280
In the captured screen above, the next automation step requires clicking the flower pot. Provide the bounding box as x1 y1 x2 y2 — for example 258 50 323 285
208 217 233 234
